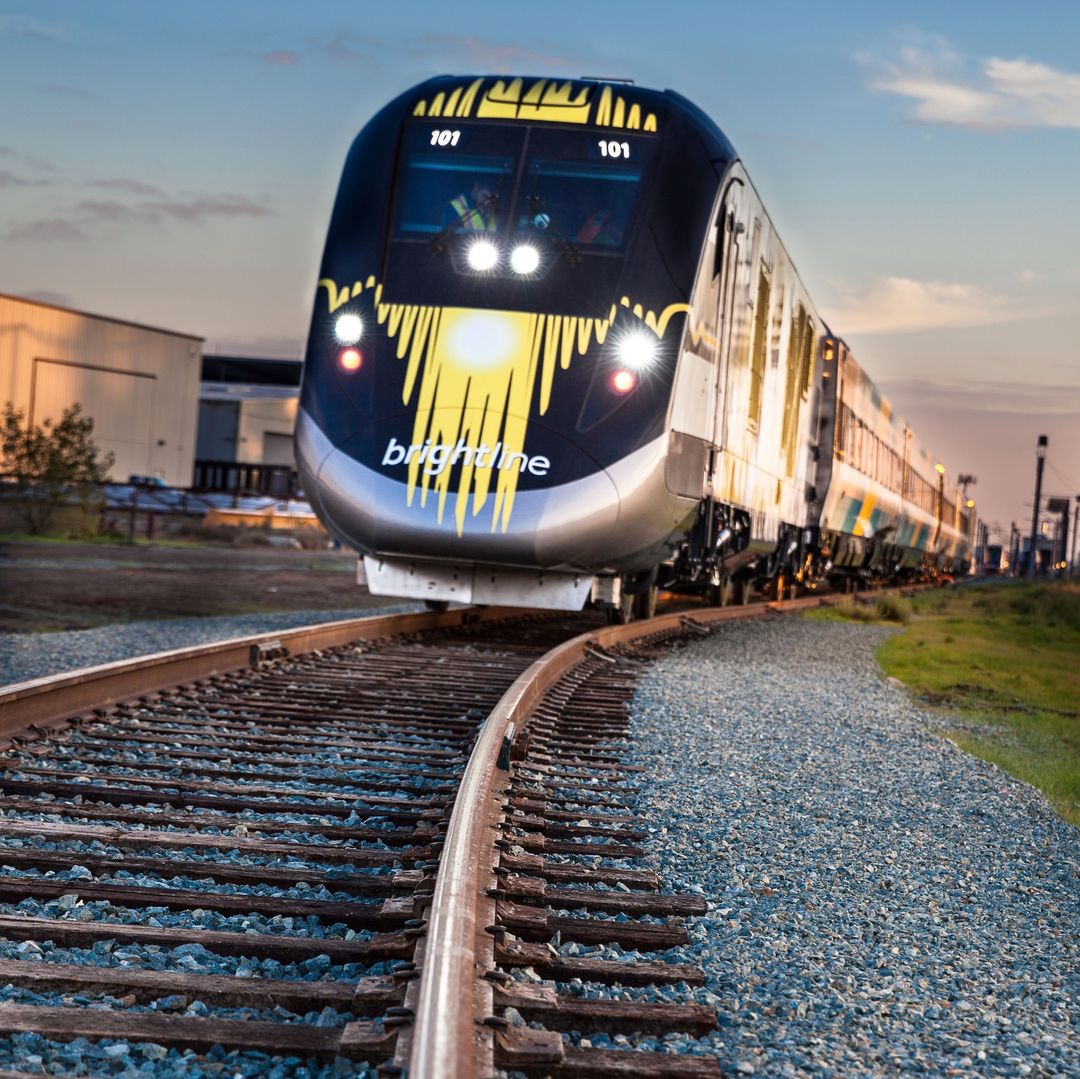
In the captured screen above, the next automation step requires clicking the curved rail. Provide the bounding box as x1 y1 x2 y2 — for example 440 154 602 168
0 605 530 738
408 593 826 1078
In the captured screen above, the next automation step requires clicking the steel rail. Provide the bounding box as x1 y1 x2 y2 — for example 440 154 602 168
408 593 826 1079
0 605 530 737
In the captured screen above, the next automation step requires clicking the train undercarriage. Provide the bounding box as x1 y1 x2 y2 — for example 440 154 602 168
595 497 965 623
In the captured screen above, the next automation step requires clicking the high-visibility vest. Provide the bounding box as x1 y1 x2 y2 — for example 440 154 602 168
449 194 493 231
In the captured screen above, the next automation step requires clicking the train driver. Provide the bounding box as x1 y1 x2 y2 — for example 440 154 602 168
575 207 620 246
445 181 497 232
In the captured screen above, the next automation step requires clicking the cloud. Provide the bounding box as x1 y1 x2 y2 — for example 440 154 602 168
861 41 1080 130
86 178 168 197
0 169 47 189
7 191 273 242
148 194 275 223
0 15 73 41
311 32 379 65
823 275 1032 335
262 50 298 65
207 334 304 360
38 83 94 99
411 34 578 73
72 194 274 225
0 148 56 175
300 31 577 72
878 377 1080 417
7 218 87 243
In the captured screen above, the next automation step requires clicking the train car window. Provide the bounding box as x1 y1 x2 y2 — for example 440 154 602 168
711 209 727 278
780 302 806 476
392 122 523 238
518 129 655 252
799 318 814 399
747 220 761 302
748 266 770 429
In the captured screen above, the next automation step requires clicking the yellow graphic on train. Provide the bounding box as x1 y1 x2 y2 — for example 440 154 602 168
412 77 658 132
320 277 686 535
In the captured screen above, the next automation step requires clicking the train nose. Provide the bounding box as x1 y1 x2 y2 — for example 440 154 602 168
296 408 622 569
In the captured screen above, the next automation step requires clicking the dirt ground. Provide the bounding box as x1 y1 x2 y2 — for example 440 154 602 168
0 540 400 632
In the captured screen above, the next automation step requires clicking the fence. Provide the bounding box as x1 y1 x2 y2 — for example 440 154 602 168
0 474 316 542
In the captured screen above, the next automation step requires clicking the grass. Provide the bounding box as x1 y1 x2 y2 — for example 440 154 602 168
805 591 913 625
872 581 1080 827
0 531 138 545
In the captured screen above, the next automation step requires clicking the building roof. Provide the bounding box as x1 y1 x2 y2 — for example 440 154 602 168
201 355 303 386
199 383 299 402
0 291 204 342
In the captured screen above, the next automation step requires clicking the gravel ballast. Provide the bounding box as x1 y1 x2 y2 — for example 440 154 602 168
0 608 419 687
626 616 1078 1077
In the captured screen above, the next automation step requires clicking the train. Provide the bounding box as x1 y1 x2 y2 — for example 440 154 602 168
296 75 975 619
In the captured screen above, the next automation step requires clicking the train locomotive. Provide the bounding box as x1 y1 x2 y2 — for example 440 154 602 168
296 75 974 617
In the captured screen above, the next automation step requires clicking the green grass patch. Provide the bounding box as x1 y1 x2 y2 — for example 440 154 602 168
877 581 1080 827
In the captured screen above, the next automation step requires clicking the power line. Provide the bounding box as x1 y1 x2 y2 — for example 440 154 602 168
1046 459 1078 491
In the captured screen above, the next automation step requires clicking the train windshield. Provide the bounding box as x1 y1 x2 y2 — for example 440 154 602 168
519 129 648 252
394 124 523 238
393 122 654 255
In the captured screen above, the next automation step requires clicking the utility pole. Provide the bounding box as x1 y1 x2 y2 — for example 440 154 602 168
1028 436 1048 578
1047 498 1070 576
1073 497 1080 576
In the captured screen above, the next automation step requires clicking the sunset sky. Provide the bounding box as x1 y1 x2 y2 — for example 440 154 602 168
1 0 1077 535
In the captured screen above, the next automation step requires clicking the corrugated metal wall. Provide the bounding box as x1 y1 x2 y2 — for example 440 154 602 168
0 295 202 485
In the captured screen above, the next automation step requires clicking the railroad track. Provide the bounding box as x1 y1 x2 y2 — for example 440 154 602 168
0 593 846 1076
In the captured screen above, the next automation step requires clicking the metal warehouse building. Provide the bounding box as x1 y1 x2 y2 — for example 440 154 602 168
0 293 203 486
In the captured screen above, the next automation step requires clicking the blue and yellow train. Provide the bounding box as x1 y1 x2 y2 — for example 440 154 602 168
296 75 974 617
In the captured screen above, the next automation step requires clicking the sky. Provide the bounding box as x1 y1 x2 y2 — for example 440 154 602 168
1 0 1077 537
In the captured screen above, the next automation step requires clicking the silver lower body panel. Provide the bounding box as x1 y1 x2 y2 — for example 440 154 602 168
296 408 697 576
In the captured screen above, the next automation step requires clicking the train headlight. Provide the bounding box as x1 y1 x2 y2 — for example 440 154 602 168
510 244 540 275
339 348 363 372
467 239 499 272
610 369 637 394
615 329 659 370
334 313 364 345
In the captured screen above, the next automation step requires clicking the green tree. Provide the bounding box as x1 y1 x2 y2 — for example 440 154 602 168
1 402 115 534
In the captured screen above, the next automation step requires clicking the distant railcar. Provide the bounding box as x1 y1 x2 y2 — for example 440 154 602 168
296 75 974 618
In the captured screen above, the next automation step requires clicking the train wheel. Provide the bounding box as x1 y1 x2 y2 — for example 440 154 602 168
607 593 634 625
424 599 450 613
706 578 732 607
732 577 751 605
633 585 658 620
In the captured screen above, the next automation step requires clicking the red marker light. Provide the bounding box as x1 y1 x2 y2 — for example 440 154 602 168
610 369 636 394
339 348 362 371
